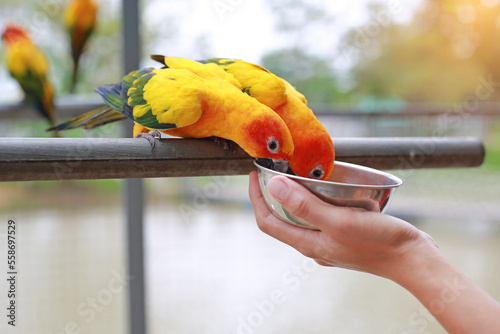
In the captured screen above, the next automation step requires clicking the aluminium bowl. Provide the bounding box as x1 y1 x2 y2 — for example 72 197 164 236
254 160 403 230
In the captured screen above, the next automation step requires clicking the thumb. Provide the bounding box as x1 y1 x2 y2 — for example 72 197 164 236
267 176 331 229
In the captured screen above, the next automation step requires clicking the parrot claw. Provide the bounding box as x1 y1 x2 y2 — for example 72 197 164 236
135 131 162 149
210 137 236 154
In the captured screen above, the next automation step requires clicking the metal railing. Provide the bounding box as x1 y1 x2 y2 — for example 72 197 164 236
0 136 485 182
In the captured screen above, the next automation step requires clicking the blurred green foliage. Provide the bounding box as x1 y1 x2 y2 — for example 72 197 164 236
261 48 344 104
484 119 500 169
344 0 500 103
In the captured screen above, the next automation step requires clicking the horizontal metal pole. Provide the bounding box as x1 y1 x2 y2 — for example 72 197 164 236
2 100 500 121
0 95 104 120
0 137 484 181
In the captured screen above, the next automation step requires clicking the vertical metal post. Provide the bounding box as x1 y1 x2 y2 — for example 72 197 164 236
122 1 146 334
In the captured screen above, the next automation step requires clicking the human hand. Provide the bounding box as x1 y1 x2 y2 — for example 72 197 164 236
249 171 500 333
248 171 438 281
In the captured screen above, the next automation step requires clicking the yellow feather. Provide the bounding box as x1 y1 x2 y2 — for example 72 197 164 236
64 0 98 30
140 69 204 128
132 104 150 118
209 59 288 110
6 40 49 77
137 66 294 160
162 57 242 90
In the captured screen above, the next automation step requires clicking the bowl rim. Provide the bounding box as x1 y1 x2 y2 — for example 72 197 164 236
253 160 403 189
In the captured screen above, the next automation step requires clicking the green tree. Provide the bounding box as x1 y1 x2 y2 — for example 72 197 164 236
343 0 500 102
261 48 342 105
262 0 344 105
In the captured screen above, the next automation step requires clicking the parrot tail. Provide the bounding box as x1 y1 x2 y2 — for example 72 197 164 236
94 83 124 112
151 54 210 66
70 56 80 94
150 54 167 66
47 106 126 131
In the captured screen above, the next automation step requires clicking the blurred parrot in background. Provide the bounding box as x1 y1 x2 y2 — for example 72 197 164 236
64 0 98 93
152 56 335 180
2 25 58 128
50 58 295 167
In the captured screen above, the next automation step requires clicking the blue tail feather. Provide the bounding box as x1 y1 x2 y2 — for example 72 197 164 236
94 83 122 110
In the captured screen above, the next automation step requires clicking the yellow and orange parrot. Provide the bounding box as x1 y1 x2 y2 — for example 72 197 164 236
49 55 334 179
64 0 98 93
50 58 294 167
2 25 58 127
152 56 335 180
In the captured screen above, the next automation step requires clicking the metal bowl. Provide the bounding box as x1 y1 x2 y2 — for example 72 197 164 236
254 160 403 230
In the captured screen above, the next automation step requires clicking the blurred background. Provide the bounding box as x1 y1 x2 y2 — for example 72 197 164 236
0 0 500 333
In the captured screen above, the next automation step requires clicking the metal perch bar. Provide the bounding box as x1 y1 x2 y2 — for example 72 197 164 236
0 137 485 182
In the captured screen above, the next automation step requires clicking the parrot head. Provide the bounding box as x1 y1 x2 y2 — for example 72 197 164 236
2 25 30 45
288 132 335 181
242 115 294 172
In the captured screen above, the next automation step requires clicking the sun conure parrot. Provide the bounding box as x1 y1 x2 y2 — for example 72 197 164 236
50 59 294 167
151 56 335 180
64 0 98 93
2 25 58 128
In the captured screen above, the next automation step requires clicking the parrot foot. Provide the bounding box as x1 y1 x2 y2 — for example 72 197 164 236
135 131 162 149
210 137 237 154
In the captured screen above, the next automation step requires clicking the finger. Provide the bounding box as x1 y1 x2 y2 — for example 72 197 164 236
248 171 274 221
314 259 333 267
266 176 342 231
248 172 321 256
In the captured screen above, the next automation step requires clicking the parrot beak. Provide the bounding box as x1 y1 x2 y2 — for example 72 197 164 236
271 159 289 173
255 158 290 174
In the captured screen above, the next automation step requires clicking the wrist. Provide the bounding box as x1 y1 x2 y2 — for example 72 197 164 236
385 233 500 333
385 232 447 290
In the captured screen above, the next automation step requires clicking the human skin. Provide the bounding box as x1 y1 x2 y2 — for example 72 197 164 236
248 171 500 333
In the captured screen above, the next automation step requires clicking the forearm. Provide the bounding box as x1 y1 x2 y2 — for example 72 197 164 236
391 245 500 333
248 173 500 332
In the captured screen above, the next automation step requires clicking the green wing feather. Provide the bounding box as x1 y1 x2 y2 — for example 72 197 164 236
12 68 55 123
127 68 205 130
50 67 206 132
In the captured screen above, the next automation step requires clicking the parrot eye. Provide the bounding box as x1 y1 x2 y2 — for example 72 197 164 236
267 137 280 154
309 166 324 179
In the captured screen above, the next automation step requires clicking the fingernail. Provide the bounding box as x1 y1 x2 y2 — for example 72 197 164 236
268 178 289 202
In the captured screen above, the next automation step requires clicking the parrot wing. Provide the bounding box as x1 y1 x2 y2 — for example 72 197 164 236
49 67 207 132
282 79 308 105
10 69 54 121
96 67 205 130
150 55 242 90
204 58 288 110
6 39 56 125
